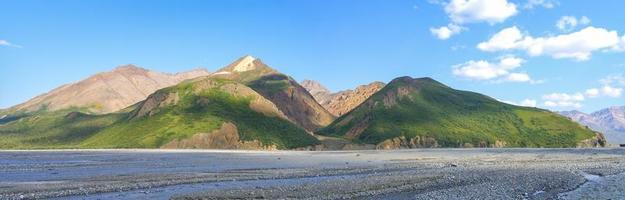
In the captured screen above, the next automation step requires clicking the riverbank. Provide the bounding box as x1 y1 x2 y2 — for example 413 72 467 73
1 148 624 199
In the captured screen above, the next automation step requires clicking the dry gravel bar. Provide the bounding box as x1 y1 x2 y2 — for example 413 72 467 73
0 148 624 199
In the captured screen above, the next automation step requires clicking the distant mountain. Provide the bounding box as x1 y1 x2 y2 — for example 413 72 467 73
211 56 335 131
0 56 609 150
300 80 333 105
560 107 625 144
5 65 210 114
0 56 325 149
301 80 385 117
318 76 605 149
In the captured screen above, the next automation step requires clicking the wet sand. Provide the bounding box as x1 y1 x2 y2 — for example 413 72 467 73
0 148 624 199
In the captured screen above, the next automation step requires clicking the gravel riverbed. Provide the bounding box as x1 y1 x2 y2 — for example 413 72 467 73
0 148 624 199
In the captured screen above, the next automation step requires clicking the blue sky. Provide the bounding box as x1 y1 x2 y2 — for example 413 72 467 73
1 0 625 112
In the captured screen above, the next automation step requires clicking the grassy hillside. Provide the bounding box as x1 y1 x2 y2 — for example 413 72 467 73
0 78 319 149
0 109 124 149
318 77 603 148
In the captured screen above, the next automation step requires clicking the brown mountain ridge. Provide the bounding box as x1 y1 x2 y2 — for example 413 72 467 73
5 65 210 114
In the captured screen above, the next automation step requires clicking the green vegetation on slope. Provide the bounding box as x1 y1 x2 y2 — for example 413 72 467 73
0 109 124 149
318 77 599 148
0 78 319 149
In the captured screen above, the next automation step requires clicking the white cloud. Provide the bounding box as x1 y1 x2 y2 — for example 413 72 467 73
544 101 582 108
542 92 585 108
601 85 623 97
478 26 623 61
542 75 624 109
430 24 464 40
556 16 590 32
543 92 585 102
614 35 625 52
445 0 518 25
0 40 21 48
505 72 531 82
585 88 600 98
593 74 624 98
524 0 558 9
585 85 622 98
452 56 537 83
521 99 537 107
519 99 537 107
477 26 525 52
502 98 537 107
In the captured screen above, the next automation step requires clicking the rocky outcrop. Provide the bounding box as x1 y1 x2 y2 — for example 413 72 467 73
7 65 210 114
576 132 607 148
161 122 277 150
376 136 510 149
301 80 385 117
130 91 180 119
376 136 440 150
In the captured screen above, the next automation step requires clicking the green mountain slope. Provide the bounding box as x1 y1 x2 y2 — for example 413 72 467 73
0 109 125 149
318 77 606 148
211 55 335 131
0 77 319 149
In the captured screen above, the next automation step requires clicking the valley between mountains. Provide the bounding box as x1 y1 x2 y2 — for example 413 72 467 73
0 55 613 149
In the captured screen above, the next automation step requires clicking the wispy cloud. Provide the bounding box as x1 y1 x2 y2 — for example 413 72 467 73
542 92 585 108
0 40 22 48
524 0 558 10
556 16 590 32
501 99 537 107
542 75 624 109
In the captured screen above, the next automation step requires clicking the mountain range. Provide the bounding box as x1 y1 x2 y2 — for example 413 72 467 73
0 55 608 149
559 107 625 144
3 65 210 115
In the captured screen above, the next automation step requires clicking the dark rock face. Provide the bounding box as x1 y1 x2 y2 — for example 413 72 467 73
249 75 335 131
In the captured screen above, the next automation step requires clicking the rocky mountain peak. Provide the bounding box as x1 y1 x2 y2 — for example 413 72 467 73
389 76 438 85
233 55 257 72
218 55 274 73
300 80 331 95
591 106 625 131
112 64 148 73
301 79 385 117
560 106 625 144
